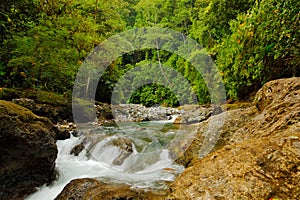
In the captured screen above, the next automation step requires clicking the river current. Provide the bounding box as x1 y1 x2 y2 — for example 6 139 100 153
26 120 188 200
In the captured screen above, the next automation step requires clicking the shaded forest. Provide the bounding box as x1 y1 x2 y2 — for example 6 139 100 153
0 0 299 106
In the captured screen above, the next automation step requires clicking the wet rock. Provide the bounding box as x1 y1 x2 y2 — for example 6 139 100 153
71 130 79 137
70 144 85 156
111 138 133 165
95 102 115 125
55 178 167 200
52 125 71 140
0 100 58 199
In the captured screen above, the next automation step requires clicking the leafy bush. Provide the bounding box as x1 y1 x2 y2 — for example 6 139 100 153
217 0 300 99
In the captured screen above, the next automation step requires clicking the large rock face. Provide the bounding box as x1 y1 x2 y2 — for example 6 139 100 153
55 178 167 200
168 77 300 199
0 100 58 199
168 134 300 199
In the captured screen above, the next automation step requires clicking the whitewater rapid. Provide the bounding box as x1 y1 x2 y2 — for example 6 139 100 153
26 120 184 200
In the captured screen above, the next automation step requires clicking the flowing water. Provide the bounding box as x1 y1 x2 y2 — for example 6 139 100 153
26 120 189 200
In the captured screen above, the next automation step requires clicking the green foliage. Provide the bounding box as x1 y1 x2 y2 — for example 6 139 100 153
217 0 300 99
1 0 127 95
0 0 38 42
190 0 255 51
130 84 179 107
1 0 298 105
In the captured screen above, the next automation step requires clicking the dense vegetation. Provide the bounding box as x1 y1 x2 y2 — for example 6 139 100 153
0 0 299 106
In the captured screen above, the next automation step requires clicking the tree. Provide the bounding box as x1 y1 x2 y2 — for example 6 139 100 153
190 0 255 52
217 0 300 99
2 0 128 95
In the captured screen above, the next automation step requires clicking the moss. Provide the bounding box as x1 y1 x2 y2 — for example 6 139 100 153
0 88 20 100
20 90 68 105
0 100 54 138
0 100 39 122
35 91 68 105
0 88 69 106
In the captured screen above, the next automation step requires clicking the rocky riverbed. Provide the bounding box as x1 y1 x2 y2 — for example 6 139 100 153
0 77 300 199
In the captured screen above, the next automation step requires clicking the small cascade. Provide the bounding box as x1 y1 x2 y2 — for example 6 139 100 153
26 120 185 200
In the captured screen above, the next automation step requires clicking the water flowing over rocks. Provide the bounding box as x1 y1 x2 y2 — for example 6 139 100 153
0 100 58 199
168 77 300 199
70 135 134 166
111 138 134 165
2 78 299 200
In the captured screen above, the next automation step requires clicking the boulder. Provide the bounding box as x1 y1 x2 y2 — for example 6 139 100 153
0 100 58 199
168 77 300 199
1 89 74 124
174 106 257 167
52 126 71 140
168 133 300 199
255 77 300 111
11 99 73 124
55 178 167 200
175 77 300 167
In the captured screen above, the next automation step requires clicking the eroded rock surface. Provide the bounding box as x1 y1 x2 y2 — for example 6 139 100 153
168 134 300 199
169 77 300 199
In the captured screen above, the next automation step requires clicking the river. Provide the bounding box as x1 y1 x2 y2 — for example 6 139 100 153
25 120 188 200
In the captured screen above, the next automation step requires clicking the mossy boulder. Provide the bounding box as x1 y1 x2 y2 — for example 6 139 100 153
0 88 67 105
0 88 73 123
0 100 58 199
0 88 20 100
